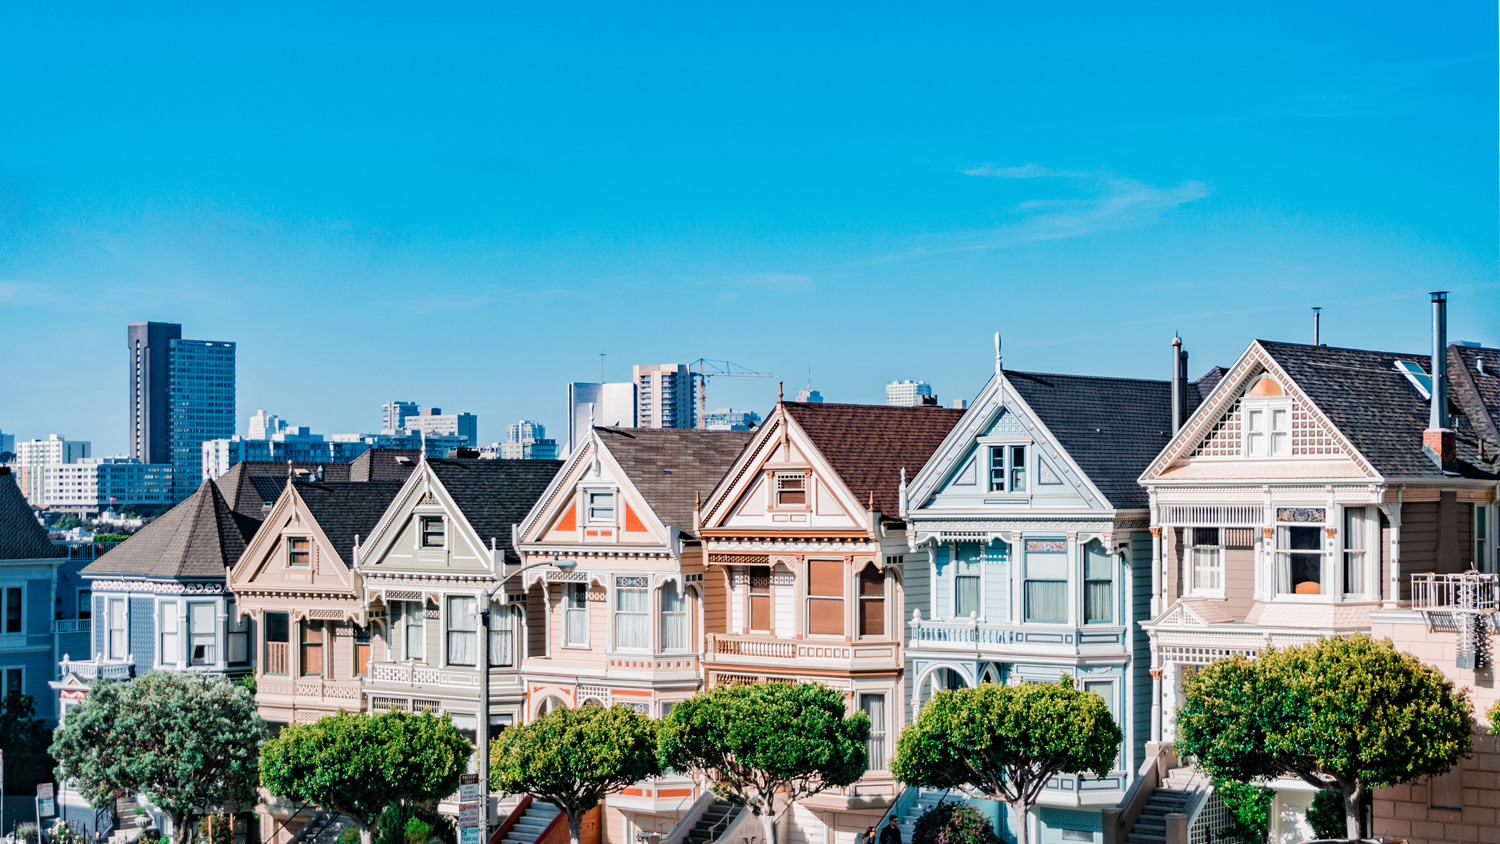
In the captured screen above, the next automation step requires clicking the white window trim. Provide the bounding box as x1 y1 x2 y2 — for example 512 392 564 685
444 594 479 668
612 582 650 653
106 597 128 661
1186 528 1226 600
1082 540 1118 624
417 514 448 551
771 471 810 511
562 583 590 649
186 600 218 668
157 598 181 669
1270 515 1330 603
1241 398 1293 459
400 600 426 662
0 584 25 637
1340 505 1379 601
981 441 1030 495
583 488 617 526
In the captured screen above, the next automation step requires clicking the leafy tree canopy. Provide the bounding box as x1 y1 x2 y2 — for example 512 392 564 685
0 692 55 796
890 678 1120 844
658 682 869 844
910 801 999 844
490 704 659 844
51 672 268 844
260 710 471 844
1176 635 1472 840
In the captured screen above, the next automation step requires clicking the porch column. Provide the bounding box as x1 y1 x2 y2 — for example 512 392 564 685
1385 496 1403 608
1150 667 1162 743
1150 527 1163 615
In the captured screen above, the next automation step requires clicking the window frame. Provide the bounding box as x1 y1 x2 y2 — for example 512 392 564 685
397 600 426 662
747 566 772 634
263 611 290 675
419 516 446 549
773 472 808 509
225 601 251 666
1023 544 1069 624
354 625 372 676
1186 527 1225 599
488 606 515 667
1242 398 1292 458
299 619 324 676
805 558 845 638
613 581 650 652
1083 539 1116 624
77 589 92 621
660 582 689 652
1 586 22 635
857 564 886 639
1273 514 1327 599
158 600 180 668
1 668 22 700
1342 506 1376 599
187 601 216 666
106 598 127 660
286 536 311 567
859 692 888 771
563 583 590 648
445 595 478 667
986 445 1029 494
586 491 616 524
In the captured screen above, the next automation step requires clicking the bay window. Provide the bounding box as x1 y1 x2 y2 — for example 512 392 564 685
188 602 216 665
1188 528 1224 596
1084 540 1114 623
614 579 648 650
806 559 844 636
857 565 885 638
563 584 589 647
446 596 477 666
1024 543 1068 623
661 583 689 651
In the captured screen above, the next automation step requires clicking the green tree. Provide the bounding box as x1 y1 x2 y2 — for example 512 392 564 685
658 683 869 844
489 705 660 844
1304 790 1344 840
910 801 999 844
890 679 1120 844
1208 777 1274 844
51 672 268 844
260 710 472 844
1176 635 1472 840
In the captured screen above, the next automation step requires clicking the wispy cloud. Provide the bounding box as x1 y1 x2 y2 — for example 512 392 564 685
683 272 813 301
869 164 1208 263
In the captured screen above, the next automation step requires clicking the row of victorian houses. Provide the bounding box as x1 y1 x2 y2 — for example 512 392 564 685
31 293 1500 844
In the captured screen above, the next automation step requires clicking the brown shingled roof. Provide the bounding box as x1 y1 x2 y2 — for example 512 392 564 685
595 427 754 537
85 480 261 580
781 401 965 522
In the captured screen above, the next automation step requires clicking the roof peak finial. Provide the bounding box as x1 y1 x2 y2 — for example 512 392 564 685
994 332 1003 376
779 381 784 402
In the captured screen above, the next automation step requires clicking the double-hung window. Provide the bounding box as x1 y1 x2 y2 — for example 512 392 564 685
396 600 425 661
1188 528 1224 597
489 607 514 667
1084 540 1114 623
264 612 290 674
954 547 981 620
660 583 689 651
857 566 885 638
107 598 127 659
563 584 589 647
188 602 216 665
159 602 180 667
860 693 888 771
587 492 615 523
614 580 649 651
806 559 844 636
354 626 372 676
287 536 310 566
2 587 21 634
1024 544 1068 623
300 620 323 675
1244 403 1291 458
1275 514 1325 595
1343 507 1374 597
226 602 250 665
748 567 771 633
77 590 92 620
446 596 477 666
775 473 806 507
420 516 445 548
987 446 1028 493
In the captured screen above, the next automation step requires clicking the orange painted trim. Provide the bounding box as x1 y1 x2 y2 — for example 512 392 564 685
624 503 647 533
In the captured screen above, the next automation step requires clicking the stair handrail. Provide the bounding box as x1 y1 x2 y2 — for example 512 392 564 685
701 802 745 844
703 803 758 844
489 794 534 844
265 801 316 844
659 791 720 844
1103 743 1176 844
868 786 920 844
283 809 330 844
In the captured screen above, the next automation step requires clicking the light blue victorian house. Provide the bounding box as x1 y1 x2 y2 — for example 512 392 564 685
897 338 1220 844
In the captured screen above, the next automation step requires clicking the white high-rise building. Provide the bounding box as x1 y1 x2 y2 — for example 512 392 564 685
492 420 559 460
567 381 637 454
248 409 288 440
634 363 695 429
884 379 935 407
15 435 91 506
401 408 478 447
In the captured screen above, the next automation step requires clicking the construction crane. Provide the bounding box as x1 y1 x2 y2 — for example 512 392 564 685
689 359 770 429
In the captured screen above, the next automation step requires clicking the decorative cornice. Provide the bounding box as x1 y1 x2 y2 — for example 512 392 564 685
90 579 224 595
703 537 877 554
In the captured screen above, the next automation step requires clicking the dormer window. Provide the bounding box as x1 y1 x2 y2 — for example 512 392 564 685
988 446 1027 493
1242 376 1291 458
587 491 615 523
420 516 445 548
775 473 806 507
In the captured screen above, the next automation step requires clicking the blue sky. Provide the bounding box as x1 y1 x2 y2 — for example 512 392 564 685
2 3 1497 453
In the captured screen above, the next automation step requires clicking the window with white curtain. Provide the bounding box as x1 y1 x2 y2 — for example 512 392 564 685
159 602 179 667
396 600 425 661
188 602 215 665
107 599 127 660
615 581 649 651
660 583 688 652
1024 546 1068 623
447 595 477 666
1275 520 1324 596
1343 507 1373 597
564 584 589 647
1084 540 1114 624
954 546 981 619
1188 528 1224 597
489 606 514 667
860 693 887 770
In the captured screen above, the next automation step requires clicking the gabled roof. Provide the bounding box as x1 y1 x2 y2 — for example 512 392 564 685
782 402 965 520
1258 341 1498 479
595 428 754 536
1003 369 1218 510
85 480 261 580
1449 344 1500 448
348 449 421 482
426 458 564 559
0 470 61 561
214 461 351 519
291 480 407 567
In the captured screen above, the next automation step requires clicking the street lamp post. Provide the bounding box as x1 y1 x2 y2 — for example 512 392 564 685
475 555 575 844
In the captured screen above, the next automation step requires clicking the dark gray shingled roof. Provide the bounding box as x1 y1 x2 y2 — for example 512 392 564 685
1449 344 1499 448
291 480 407 567
0 470 62 560
1005 369 1217 510
84 480 261 580
595 427 754 537
348 449 420 482
1259 340 1499 480
215 461 351 519
426 458 564 562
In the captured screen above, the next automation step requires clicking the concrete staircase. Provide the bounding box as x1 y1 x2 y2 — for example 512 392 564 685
896 790 952 844
499 801 562 844
682 801 739 844
303 813 351 844
1125 767 1202 844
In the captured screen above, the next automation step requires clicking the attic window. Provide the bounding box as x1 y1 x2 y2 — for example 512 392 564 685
287 537 310 567
1395 360 1432 399
775 473 806 507
420 516 445 548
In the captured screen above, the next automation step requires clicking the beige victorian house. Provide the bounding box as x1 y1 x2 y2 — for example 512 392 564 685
512 426 753 844
695 400 963 844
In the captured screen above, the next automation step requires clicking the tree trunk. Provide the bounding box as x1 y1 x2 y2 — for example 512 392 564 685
170 814 192 844
758 811 778 844
1343 785 1362 840
1007 798 1029 844
568 811 583 844
359 823 374 844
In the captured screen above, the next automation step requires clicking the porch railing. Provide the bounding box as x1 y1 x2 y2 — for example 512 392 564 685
265 642 290 675
1412 571 1500 613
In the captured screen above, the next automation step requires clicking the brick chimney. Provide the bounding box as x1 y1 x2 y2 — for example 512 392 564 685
1424 291 1455 466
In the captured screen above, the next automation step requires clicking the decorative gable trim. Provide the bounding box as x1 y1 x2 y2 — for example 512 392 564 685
1141 341 1379 482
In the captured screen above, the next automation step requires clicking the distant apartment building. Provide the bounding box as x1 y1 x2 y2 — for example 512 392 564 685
381 400 420 433
400 408 478 447
44 458 174 515
702 408 761 431
794 385 824 403
885 379 935 406
634 363 695 429
128 322 236 501
202 429 371 481
15 435 92 506
488 421 559 460
248 409 288 440
0 429 14 457
567 381 637 453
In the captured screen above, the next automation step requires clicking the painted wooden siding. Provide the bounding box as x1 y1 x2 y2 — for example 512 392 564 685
1130 529 1153 770
702 566 728 636
1221 546 1255 620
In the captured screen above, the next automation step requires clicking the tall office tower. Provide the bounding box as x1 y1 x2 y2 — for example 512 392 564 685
633 363 694 429
168 339 236 499
566 381 637 454
884 379 935 407
128 322 183 464
382 400 419 433
15 435 91 506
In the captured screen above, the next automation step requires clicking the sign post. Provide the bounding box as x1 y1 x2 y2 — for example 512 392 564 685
37 783 55 828
458 774 481 844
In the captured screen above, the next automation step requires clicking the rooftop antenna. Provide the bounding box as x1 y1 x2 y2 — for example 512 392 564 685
599 353 606 383
1312 307 1322 345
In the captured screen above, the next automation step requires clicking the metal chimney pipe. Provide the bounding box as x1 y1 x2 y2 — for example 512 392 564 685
1431 292 1449 430
1171 335 1183 433
1312 307 1321 345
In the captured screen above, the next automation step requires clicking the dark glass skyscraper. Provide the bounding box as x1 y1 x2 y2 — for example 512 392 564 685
128 322 235 501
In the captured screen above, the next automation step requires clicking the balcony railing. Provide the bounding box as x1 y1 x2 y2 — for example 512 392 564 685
1411 572 1500 613
908 615 1127 652
53 619 90 634
704 633 901 671
265 641 290 675
258 677 363 704
59 654 136 681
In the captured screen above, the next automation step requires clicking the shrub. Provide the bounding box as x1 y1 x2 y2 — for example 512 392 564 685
911 802 1000 844
197 814 234 844
1210 778 1273 844
1488 698 1499 733
1305 790 1344 841
337 826 361 844
375 803 453 844
17 823 40 844
403 817 433 844
50 821 85 844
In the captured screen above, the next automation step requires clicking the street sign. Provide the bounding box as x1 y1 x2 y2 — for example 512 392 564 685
459 782 481 802
37 783 54 819
459 828 480 844
458 804 480 826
